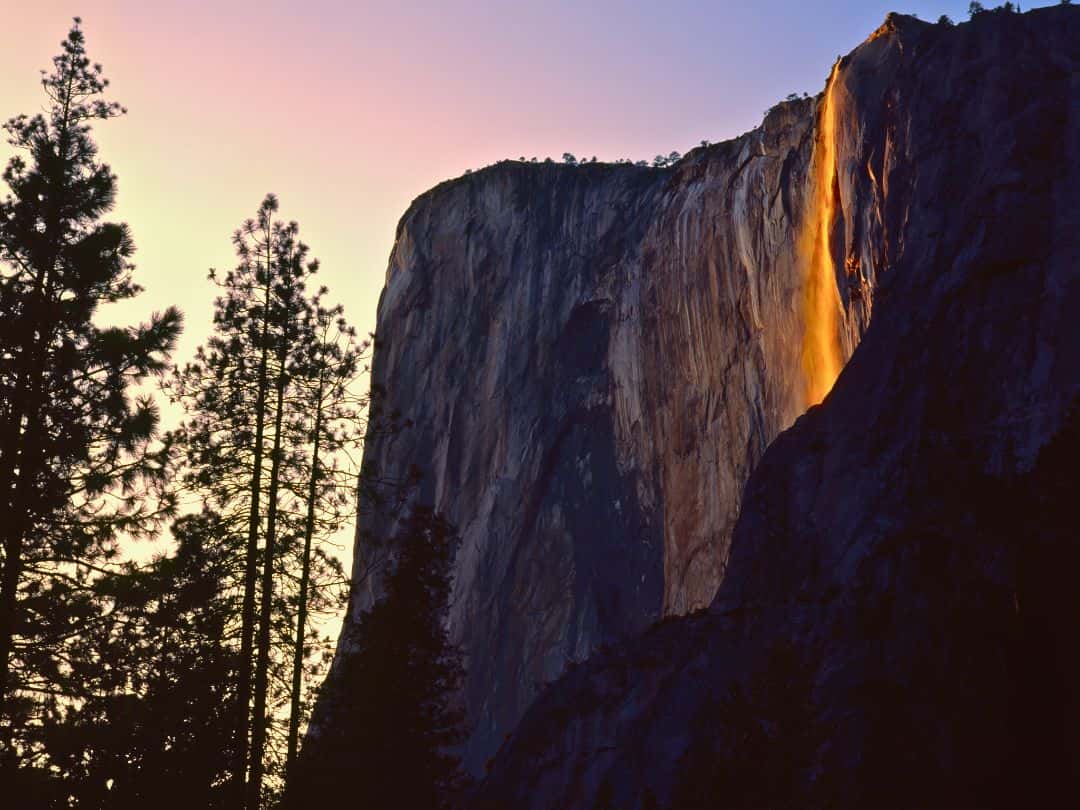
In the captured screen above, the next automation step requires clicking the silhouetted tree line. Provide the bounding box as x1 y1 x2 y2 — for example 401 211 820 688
968 2 1027 17
0 19 467 809
466 149 699 174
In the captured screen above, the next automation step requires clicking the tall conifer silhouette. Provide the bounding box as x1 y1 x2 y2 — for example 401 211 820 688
290 506 468 809
0 18 181 769
170 198 360 806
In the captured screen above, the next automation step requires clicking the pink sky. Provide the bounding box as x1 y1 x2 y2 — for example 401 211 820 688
1 0 985 360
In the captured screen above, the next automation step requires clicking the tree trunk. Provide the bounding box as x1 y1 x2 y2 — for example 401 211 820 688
247 312 291 810
232 236 275 803
285 368 325 782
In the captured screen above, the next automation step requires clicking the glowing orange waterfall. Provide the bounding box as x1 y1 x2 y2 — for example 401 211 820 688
799 63 844 408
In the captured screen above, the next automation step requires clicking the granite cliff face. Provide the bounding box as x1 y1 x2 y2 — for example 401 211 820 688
315 5 1078 787
474 7 1080 807
325 24 887 771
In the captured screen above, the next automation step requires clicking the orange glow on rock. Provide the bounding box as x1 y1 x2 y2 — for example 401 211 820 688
800 63 844 408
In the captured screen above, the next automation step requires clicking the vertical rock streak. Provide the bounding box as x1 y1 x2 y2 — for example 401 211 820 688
800 63 844 407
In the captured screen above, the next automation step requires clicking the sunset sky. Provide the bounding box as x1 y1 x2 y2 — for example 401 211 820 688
0 0 1046 680
0 0 1018 576
3 0 992 364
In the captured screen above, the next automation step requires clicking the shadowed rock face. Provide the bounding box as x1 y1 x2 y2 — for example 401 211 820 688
473 7 1080 808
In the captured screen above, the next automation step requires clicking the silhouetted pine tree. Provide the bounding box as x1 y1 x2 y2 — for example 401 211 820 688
176 194 282 804
168 195 293 806
39 511 238 809
289 506 468 809
168 200 360 807
245 219 308 807
0 18 181 776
